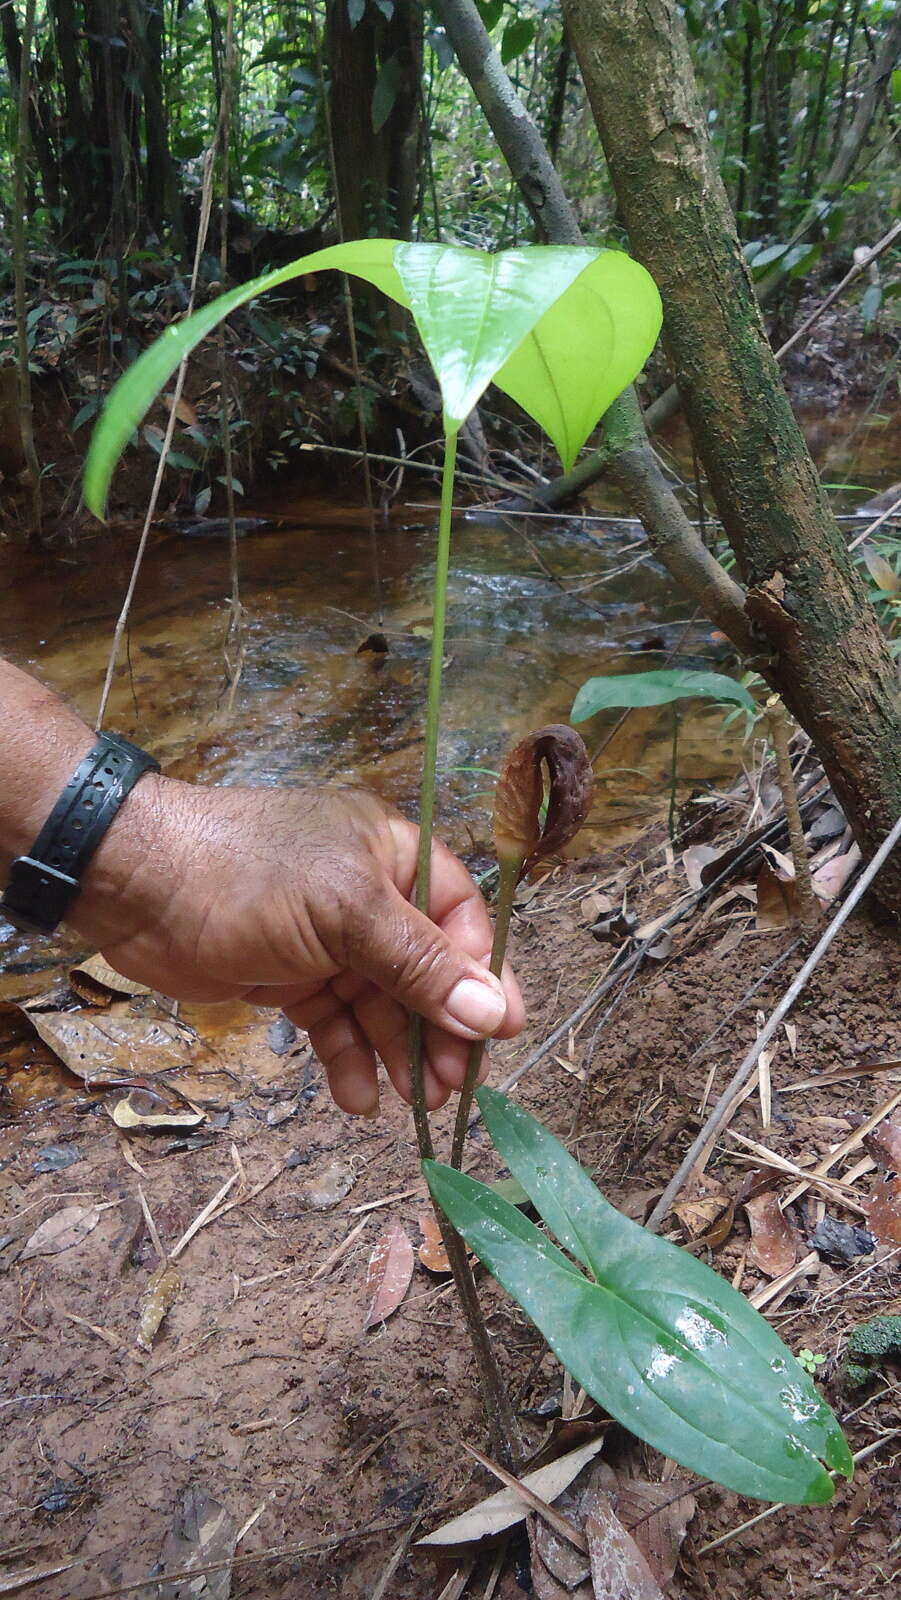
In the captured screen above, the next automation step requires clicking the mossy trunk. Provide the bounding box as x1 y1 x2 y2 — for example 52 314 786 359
563 0 901 908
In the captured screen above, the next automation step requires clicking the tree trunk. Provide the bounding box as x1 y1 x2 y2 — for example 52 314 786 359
324 0 422 240
434 0 752 654
562 0 901 906
11 0 42 540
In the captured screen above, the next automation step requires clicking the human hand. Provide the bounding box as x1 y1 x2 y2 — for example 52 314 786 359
75 776 525 1116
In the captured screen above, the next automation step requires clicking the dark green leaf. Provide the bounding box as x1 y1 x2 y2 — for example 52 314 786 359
423 1091 852 1504
476 0 504 31
501 17 535 63
347 0 366 24
372 53 404 133
571 669 755 723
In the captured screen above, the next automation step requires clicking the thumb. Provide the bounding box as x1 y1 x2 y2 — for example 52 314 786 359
347 881 508 1038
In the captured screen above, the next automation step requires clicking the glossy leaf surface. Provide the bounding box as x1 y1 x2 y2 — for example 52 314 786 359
424 1090 851 1504
85 240 661 516
571 668 756 724
493 250 662 470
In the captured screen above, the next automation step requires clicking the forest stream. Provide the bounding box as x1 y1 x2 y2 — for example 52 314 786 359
2 403 899 987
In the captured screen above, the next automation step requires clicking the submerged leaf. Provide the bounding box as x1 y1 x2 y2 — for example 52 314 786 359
494 724 594 875
425 1090 852 1504
364 1220 414 1328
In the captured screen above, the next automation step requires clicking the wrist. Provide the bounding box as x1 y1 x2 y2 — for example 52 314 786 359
67 770 191 947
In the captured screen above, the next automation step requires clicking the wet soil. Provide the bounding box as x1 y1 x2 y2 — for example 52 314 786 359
1 828 899 1599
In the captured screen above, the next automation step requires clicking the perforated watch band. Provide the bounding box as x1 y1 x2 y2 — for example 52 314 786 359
0 733 160 935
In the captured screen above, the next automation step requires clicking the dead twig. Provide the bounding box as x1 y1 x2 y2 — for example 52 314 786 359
646 812 901 1232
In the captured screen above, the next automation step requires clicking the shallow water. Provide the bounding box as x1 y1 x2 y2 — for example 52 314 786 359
1 402 898 981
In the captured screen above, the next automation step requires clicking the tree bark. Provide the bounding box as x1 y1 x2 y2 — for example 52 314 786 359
324 0 422 240
563 0 901 906
433 0 752 654
11 0 42 540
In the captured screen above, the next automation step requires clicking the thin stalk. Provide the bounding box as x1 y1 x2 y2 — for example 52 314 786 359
451 854 520 1169
765 695 817 928
13 0 41 541
406 428 522 1467
668 706 680 840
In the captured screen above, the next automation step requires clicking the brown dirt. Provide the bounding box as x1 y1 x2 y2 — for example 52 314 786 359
1 829 900 1599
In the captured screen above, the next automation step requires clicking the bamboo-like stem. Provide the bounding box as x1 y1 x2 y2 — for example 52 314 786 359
764 695 818 929
406 429 522 1467
451 854 521 1170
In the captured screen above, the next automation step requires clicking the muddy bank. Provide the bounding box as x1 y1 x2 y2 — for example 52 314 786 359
1 815 899 1598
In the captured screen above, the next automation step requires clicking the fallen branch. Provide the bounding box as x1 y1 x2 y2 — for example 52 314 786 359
646 811 901 1232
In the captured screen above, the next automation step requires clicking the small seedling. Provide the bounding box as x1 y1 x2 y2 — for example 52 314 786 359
798 1348 828 1377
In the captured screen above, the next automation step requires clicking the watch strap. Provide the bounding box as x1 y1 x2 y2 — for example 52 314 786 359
1 733 160 935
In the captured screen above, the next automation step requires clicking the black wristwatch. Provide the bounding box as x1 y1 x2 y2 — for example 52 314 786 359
0 733 160 935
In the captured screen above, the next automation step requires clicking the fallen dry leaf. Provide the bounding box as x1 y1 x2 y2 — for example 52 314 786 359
154 1483 237 1600
864 1177 901 1245
744 1190 799 1277
136 1261 181 1351
21 1203 103 1260
300 1159 355 1211
28 1007 194 1084
811 844 862 902
612 1478 696 1588
163 392 199 427
418 1437 605 1550
755 861 800 930
418 1211 451 1274
585 1492 665 1600
673 1175 733 1245
863 1116 901 1172
682 844 722 892
0 1561 75 1594
112 1089 205 1131
364 1220 414 1329
581 890 615 925
69 952 151 1005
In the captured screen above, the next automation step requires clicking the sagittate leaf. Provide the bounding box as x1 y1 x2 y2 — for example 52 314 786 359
364 1220 414 1328
424 1089 852 1505
571 669 756 723
85 241 661 514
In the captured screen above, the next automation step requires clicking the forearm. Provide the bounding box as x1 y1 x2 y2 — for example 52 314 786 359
0 656 177 944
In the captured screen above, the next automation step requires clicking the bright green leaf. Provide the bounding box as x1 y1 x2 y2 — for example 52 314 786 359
493 250 662 470
571 668 756 723
423 1090 852 1504
83 239 406 517
84 241 661 515
395 242 661 446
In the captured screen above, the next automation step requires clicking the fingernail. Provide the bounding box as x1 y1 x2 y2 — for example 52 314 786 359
446 978 507 1035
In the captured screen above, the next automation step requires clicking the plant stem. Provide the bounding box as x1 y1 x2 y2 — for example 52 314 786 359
406 428 522 1468
451 854 521 1170
408 427 458 1157
668 705 680 839
764 695 818 928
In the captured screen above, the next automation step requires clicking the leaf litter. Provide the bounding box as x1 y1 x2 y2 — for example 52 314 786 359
364 1220 414 1329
